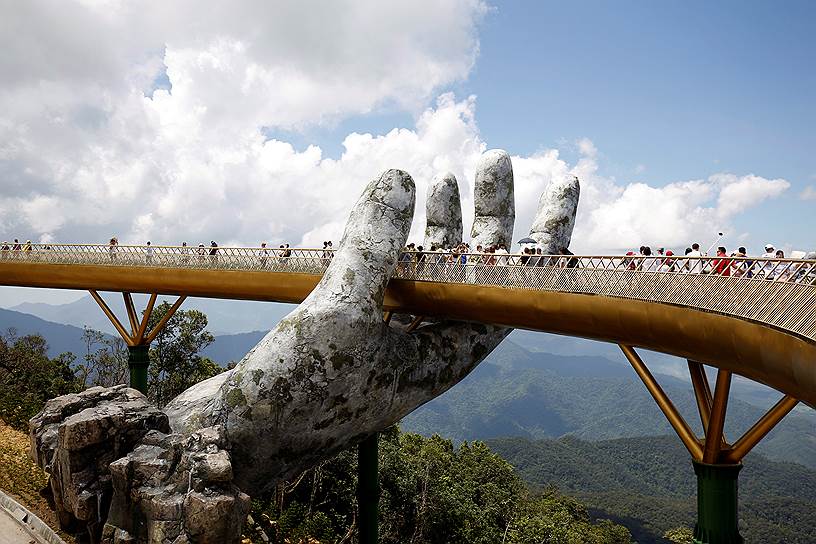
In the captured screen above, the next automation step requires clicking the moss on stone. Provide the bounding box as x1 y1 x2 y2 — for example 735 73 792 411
225 388 247 409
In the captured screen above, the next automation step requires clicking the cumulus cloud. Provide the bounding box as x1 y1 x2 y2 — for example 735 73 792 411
801 186 816 201
0 1 791 255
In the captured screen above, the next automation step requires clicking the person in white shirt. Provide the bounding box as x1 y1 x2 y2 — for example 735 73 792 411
495 244 510 266
641 246 660 272
760 244 777 278
686 243 703 273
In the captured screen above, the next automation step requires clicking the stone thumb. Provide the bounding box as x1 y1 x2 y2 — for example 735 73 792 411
305 169 415 315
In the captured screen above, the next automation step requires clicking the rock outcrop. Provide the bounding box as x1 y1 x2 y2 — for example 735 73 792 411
102 426 250 544
29 385 169 543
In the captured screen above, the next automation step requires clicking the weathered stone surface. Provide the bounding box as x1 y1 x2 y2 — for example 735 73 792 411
29 385 169 542
424 172 463 248
102 427 250 544
164 168 512 495
530 175 581 253
470 149 514 248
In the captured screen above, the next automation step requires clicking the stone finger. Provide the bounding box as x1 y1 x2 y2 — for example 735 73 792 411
470 149 515 248
306 168 415 314
424 172 463 249
529 175 580 253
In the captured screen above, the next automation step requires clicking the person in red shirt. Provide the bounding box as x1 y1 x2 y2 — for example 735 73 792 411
711 246 732 276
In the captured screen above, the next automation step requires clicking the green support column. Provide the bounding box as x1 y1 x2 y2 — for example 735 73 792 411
357 433 379 544
127 344 150 395
693 461 743 544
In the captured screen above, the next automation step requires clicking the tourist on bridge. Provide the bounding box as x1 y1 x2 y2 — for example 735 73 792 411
658 250 675 273
416 245 426 276
711 246 731 276
760 244 777 278
181 242 190 265
23 240 32 253
686 243 704 273
12 239 20 251
771 249 792 282
209 241 218 266
730 247 751 277
145 241 154 264
108 237 118 261
260 242 269 268
640 246 660 272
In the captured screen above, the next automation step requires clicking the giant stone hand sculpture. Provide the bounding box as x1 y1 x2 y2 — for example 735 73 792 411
31 150 580 543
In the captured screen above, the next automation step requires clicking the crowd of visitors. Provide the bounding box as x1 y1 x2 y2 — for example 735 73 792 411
2 236 814 284
392 241 816 284
616 242 815 282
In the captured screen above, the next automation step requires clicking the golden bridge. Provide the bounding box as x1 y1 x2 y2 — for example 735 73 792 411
2 243 815 544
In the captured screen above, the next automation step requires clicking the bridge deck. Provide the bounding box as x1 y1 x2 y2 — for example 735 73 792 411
1 245 814 405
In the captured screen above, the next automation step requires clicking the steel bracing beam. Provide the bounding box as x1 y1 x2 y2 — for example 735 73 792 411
122 292 139 337
619 344 703 460
144 295 187 344
89 290 135 345
135 293 157 343
702 369 732 464
724 395 799 463
688 361 713 433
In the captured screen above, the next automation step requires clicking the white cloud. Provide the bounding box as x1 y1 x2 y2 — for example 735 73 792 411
801 186 816 201
0 1 791 256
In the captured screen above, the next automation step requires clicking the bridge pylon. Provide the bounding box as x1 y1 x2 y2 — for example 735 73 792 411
89 290 186 394
619 345 799 544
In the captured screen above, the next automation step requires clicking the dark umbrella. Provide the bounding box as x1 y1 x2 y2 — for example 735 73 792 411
517 237 537 244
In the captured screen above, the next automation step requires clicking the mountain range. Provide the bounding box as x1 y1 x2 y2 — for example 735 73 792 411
11 294 295 336
401 338 816 469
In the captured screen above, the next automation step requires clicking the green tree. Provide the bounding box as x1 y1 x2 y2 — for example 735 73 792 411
146 302 219 406
0 329 79 430
663 527 694 543
76 327 129 388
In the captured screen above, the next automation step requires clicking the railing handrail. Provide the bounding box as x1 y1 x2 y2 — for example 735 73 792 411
4 243 815 263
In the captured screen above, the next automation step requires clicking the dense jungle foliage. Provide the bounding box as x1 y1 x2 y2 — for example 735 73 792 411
249 426 633 544
489 435 816 543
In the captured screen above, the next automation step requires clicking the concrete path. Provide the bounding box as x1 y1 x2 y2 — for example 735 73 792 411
0 490 65 544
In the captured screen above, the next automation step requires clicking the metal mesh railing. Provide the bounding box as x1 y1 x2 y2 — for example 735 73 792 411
3 244 815 342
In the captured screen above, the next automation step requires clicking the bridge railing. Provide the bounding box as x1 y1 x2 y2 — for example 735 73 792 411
3 244 815 339
0 244 333 274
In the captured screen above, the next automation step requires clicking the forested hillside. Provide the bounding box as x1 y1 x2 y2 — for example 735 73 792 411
489 435 816 543
402 339 816 468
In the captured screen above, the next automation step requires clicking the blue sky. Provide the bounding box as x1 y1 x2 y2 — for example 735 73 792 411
292 1 815 250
